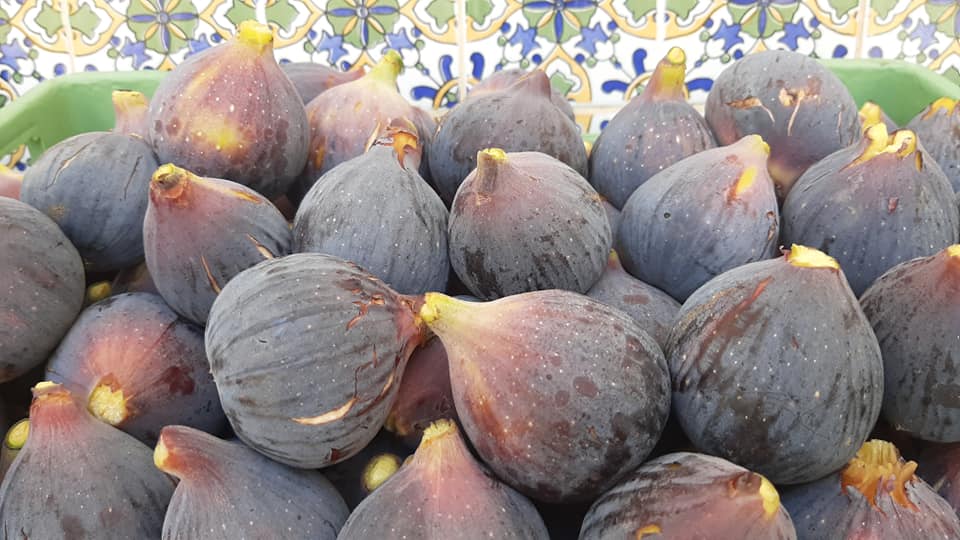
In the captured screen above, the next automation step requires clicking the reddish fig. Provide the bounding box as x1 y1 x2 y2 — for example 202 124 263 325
908 97 960 192
0 165 22 199
0 419 26 481
917 443 960 513
384 336 456 446
112 89 149 138
860 100 898 133
469 67 575 120
281 62 363 105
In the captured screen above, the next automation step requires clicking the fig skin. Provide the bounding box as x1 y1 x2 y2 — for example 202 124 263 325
280 62 363 105
469 67 575 120
147 21 309 199
46 292 225 445
0 197 85 382
907 97 960 192
917 442 960 513
0 383 174 539
448 149 611 300
705 50 860 200
144 164 291 325
156 425 349 539
580 452 797 540
420 291 671 503
668 245 883 485
617 134 780 302
859 245 960 442
384 336 457 447
0 165 22 199
204 253 425 468
338 419 550 539
112 89 149 138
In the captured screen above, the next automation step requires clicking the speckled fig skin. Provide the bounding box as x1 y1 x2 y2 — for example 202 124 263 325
448 149 611 299
469 67 575 120
205 253 425 468
860 246 960 443
339 420 550 540
918 443 960 513
384 336 457 447
45 293 225 445
908 98 960 192
144 164 291 325
782 124 960 296
0 383 174 539
0 197 84 382
0 166 22 199
580 452 797 540
112 89 149 138
430 71 589 204
782 440 960 540
589 48 717 209
156 425 349 540
280 62 363 105
293 127 449 295
667 246 883 485
420 291 670 503
618 135 780 302
147 21 309 199
705 50 860 200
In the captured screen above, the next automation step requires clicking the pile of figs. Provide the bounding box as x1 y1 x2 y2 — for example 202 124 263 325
3 19 960 540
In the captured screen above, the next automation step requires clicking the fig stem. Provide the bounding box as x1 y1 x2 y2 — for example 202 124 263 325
475 148 507 198
368 50 403 85
858 102 883 132
758 475 780 519
641 47 687 102
840 440 918 511
948 245 960 259
361 453 402 493
419 293 473 330
4 419 29 450
151 164 195 201
852 124 918 166
924 97 958 120
88 384 128 425
236 20 274 53
785 245 839 270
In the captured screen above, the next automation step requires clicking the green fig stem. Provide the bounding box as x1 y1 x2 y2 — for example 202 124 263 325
236 20 274 53
841 440 918 511
785 244 839 270
474 148 507 200
641 47 687 103
419 293 474 332
368 50 403 86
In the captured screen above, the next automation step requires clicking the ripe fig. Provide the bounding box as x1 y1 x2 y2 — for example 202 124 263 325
469 67 575 120
860 100 898 133
580 452 797 539
384 336 456 446
147 21 309 198
705 50 860 199
781 123 959 296
281 62 363 105
617 135 780 302
112 89 149 138
668 245 883 484
917 442 960 513
0 419 26 481
907 97 960 192
0 165 22 199
338 419 550 539
589 47 717 209
324 429 411 509
419 291 670 503
156 425 349 539
448 149 611 299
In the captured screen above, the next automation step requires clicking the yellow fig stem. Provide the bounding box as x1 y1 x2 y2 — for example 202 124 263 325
641 47 687 102
785 244 840 270
758 475 780 519
151 164 197 201
851 124 918 167
154 437 171 471
947 245 960 259
236 20 274 53
368 50 403 85
5 419 29 450
841 440 918 510
859 101 883 132
361 453 402 493
84 281 112 306
419 293 474 330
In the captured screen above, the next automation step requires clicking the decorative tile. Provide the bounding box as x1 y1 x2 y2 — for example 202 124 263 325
862 0 960 86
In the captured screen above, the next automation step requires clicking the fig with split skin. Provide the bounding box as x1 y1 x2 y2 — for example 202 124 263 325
112 89 149 138
384 336 457 447
907 97 960 192
0 165 22 199
917 442 960 514
469 67 575 120
280 62 363 105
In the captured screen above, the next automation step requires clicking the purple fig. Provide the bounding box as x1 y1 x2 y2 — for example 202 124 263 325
860 100 898 133
0 165 22 199
0 419 26 482
469 67 575 120
281 62 363 105
383 336 456 446
907 97 960 192
917 442 960 513
112 89 149 138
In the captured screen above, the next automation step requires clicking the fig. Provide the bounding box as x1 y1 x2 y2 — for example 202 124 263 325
112 89 149 138
448 149 611 299
580 452 797 539
668 245 883 484
293 126 449 295
0 197 84 382
589 48 717 209
860 100 898 133
617 135 780 302
419 291 670 503
0 165 22 199
429 71 589 204
860 245 960 442
782 440 960 539
0 419 26 481
144 164 291 325
0 383 174 538
338 419 550 539
917 443 960 513
324 429 411 509
705 50 860 199
602 199 620 244
907 97 960 192
46 292 225 444
781 123 960 296
384 336 456 446
469 67 575 120
147 21 309 199
281 62 363 105
205 253 425 468
156 425 349 539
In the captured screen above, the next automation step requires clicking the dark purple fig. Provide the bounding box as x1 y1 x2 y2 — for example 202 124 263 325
917 442 960 513
144 164 291 325
782 124 960 296
429 71 589 204
618 135 780 302
293 126 449 295
46 292 225 444
469 67 575 120
0 165 22 199
338 419 550 539
147 21 309 199
0 197 84 382
156 425 349 539
908 97 960 192
860 100 898 133
205 253 426 468
112 89 149 138
0 383 174 538
668 245 883 484
281 62 363 105
324 429 411 509
860 245 960 442
111 261 159 295
0 419 26 482
586 251 680 349
419 291 670 503
449 149 611 299
705 50 860 200
383 336 456 447
589 47 717 209
20 130 158 271
580 452 796 539
783 440 960 539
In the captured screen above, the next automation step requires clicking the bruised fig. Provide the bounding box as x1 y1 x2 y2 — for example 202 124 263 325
917 443 960 513
907 97 960 192
580 452 796 539
617 135 780 302
144 164 291 325
324 429 411 509
112 89 149 138
419 291 670 503
384 336 456 446
0 165 22 199
0 383 174 538
156 425 349 539
0 419 27 481
147 21 309 198
860 100 898 133
449 149 611 299
782 440 960 539
338 419 550 539
469 67 575 120
589 47 717 209
281 62 363 105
